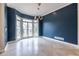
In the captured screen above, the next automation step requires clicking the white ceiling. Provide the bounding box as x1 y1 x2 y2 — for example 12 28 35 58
7 3 71 16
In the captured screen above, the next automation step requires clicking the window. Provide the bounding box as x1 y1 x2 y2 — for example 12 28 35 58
16 15 38 40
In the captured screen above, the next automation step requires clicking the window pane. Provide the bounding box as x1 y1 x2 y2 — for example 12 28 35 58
17 29 21 39
28 23 32 36
23 22 27 29
16 20 21 39
23 22 27 37
23 19 32 22
34 23 38 36
34 20 38 22
16 15 21 21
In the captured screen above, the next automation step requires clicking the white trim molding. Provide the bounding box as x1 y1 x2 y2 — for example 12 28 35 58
42 36 79 49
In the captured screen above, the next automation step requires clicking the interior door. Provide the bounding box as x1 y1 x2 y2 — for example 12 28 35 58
34 22 38 36
22 19 33 38
28 22 33 37
33 20 38 37
23 21 28 38
16 16 21 40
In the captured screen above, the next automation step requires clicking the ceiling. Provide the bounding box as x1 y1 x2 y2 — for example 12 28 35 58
7 3 71 16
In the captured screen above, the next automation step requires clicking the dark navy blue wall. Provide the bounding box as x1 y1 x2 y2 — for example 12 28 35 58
7 7 33 41
39 20 43 36
7 7 16 41
42 4 77 44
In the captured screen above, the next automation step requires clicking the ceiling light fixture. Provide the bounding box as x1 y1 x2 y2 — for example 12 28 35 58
37 3 41 10
34 3 43 20
38 3 41 6
34 16 43 20
37 8 39 10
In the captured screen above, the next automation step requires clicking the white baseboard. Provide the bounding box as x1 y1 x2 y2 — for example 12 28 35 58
0 43 9 54
42 36 79 49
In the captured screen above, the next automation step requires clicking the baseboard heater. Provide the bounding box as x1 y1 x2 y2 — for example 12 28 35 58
54 36 64 41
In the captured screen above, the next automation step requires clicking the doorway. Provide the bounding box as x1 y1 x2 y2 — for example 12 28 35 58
16 15 38 40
